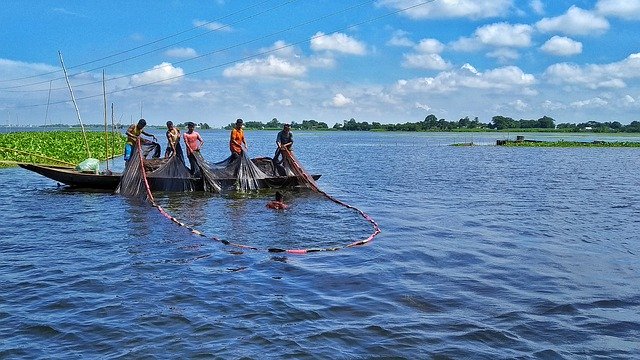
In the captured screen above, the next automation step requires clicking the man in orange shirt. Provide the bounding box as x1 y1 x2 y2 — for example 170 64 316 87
229 118 247 161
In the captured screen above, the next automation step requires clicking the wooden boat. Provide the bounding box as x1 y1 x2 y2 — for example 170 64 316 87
18 163 321 191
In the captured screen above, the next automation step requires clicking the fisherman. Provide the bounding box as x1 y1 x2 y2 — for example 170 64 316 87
266 191 288 210
183 122 204 175
229 118 247 161
164 120 184 162
124 118 157 161
273 123 293 164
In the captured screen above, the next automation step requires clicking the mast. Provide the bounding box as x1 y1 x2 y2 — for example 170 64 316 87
59 51 91 158
102 70 109 171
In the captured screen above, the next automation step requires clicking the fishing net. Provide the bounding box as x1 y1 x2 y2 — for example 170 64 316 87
115 143 150 199
191 151 221 193
196 147 269 192
116 141 194 197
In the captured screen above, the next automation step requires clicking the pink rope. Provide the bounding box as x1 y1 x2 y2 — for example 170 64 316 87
135 144 380 255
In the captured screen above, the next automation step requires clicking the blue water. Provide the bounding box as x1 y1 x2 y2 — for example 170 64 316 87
1 131 639 358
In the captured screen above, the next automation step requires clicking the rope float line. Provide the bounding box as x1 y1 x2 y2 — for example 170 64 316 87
135 138 381 254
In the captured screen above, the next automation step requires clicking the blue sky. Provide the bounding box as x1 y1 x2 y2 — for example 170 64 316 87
1 0 640 127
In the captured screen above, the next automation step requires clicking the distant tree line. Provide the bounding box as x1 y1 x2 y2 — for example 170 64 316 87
330 115 640 133
38 116 640 133
224 118 329 130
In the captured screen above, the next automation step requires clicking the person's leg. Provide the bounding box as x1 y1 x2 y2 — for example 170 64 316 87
188 153 196 174
124 144 133 161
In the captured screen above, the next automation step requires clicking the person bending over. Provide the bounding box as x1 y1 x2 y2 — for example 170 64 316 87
124 118 157 161
164 121 183 161
273 123 293 164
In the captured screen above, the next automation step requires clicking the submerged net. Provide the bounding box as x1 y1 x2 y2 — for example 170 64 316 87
116 139 381 254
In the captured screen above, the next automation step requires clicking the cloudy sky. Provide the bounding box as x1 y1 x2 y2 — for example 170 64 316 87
1 0 640 127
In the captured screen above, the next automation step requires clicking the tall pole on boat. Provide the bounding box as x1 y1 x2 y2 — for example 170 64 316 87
44 80 52 126
102 70 109 171
111 103 116 161
59 51 91 158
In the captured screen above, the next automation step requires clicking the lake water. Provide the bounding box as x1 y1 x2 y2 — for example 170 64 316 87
1 130 639 358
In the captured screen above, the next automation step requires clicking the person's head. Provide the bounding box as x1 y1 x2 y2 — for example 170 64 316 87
235 118 243 129
275 191 283 202
187 122 195 131
137 118 147 129
166 120 173 129
283 123 291 132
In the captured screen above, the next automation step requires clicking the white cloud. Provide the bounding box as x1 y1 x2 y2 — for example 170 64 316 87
536 6 609 36
222 55 306 78
475 23 533 48
165 47 198 58
193 20 232 32
395 65 535 94
130 62 184 86
542 100 566 110
540 36 582 56
450 37 482 52
571 97 608 108
530 0 544 15
260 40 298 58
596 0 640 20
376 0 512 20
544 53 640 89
278 98 292 106
330 93 354 107
450 23 532 55
624 94 636 104
387 29 414 47
510 99 528 111
415 39 445 53
415 102 431 111
307 56 336 69
402 53 450 70
310 32 366 55
487 48 520 62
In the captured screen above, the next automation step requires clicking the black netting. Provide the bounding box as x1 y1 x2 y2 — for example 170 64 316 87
116 142 315 197
192 151 221 193
147 153 195 192
115 144 149 199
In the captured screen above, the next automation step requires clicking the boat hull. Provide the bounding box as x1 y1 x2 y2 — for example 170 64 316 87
18 164 320 191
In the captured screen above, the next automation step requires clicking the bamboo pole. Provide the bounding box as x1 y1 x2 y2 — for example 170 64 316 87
111 103 116 160
59 51 91 158
102 70 109 171
44 80 52 126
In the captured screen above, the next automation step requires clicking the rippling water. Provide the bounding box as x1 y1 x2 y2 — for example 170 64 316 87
1 131 639 358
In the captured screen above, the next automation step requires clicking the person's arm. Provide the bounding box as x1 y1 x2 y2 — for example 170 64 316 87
196 134 204 150
125 125 136 138
142 130 157 142
183 133 193 153
283 133 293 148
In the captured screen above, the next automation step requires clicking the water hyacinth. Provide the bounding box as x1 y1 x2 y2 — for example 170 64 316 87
0 131 126 167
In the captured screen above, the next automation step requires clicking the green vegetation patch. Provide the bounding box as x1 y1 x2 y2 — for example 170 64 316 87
0 131 126 167
499 140 640 147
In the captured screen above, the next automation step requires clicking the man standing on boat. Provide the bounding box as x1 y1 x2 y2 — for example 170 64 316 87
183 122 204 175
164 121 184 163
273 123 293 164
229 118 247 161
124 118 157 161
